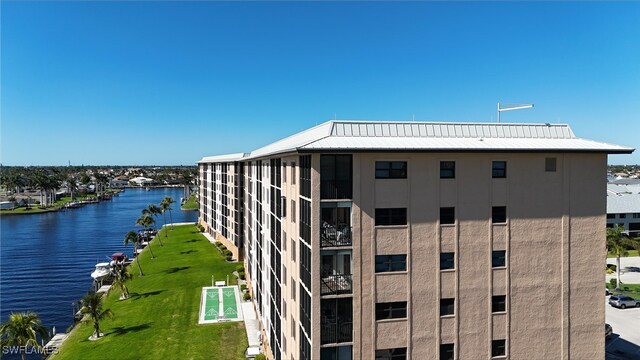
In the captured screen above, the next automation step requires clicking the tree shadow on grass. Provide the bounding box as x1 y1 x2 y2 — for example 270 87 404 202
108 322 153 337
180 249 198 255
184 239 200 243
129 290 166 300
165 266 191 274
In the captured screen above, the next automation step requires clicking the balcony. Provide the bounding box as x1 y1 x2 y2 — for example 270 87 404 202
321 224 352 247
321 321 353 344
321 274 353 295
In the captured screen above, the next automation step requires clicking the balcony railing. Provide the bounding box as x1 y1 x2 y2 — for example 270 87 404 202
321 180 352 199
321 320 353 344
321 225 352 247
321 274 353 295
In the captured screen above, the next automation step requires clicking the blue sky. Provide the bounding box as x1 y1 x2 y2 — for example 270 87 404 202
1 2 639 165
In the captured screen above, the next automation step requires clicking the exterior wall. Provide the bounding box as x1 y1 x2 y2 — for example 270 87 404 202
281 155 301 360
198 161 241 260
350 152 606 360
204 150 608 360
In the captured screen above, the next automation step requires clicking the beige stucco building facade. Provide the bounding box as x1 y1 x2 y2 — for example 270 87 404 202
198 121 633 360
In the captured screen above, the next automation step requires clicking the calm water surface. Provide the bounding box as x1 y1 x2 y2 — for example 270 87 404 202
0 188 197 336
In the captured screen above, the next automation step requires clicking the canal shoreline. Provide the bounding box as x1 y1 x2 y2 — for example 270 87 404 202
1 187 198 360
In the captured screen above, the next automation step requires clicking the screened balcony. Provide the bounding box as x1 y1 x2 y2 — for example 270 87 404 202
321 203 352 247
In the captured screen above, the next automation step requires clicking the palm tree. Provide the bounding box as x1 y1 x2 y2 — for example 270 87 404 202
136 214 156 259
79 293 113 339
110 265 132 300
161 196 175 230
124 231 144 276
0 311 48 360
67 177 78 201
144 204 164 246
607 225 640 290
159 200 169 238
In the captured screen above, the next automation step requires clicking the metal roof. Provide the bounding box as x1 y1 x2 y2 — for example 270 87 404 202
199 120 634 162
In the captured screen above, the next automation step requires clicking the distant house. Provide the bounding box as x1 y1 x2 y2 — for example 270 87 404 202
129 177 156 186
163 179 180 185
0 201 16 210
109 179 129 188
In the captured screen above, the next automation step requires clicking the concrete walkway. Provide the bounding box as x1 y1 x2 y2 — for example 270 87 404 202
607 256 640 284
202 232 217 245
241 301 261 348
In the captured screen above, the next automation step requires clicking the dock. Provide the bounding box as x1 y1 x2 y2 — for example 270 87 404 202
44 333 68 356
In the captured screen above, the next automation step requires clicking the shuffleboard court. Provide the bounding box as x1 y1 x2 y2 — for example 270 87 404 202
199 286 243 324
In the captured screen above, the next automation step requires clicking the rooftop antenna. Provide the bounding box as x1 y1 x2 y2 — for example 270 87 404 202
497 102 534 123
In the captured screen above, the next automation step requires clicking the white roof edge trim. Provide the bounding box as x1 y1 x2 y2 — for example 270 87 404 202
197 152 250 163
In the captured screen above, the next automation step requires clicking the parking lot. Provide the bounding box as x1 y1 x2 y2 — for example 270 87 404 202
606 298 640 360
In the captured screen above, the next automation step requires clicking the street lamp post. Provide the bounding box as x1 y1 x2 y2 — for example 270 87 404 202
497 103 534 123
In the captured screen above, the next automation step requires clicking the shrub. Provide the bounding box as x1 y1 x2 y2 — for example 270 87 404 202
610 278 617 288
226 255 233 261
218 244 227 251
243 293 251 301
240 284 247 292
196 224 205 232
237 264 245 272
239 273 246 280
224 249 232 256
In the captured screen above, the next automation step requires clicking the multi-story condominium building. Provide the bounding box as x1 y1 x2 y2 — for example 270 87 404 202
198 121 633 360
606 182 640 236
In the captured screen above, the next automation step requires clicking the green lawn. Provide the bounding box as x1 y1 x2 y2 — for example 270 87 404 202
181 194 198 211
52 225 247 360
608 250 639 258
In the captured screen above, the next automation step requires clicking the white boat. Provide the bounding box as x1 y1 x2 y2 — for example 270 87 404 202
91 262 111 280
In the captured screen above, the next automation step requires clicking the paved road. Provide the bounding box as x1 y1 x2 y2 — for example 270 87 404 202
606 298 640 360
607 256 640 284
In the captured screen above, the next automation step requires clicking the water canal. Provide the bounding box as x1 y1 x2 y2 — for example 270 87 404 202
0 188 198 338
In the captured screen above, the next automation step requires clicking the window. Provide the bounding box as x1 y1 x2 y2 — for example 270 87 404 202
291 238 296 262
492 339 506 357
282 196 287 218
440 298 455 316
492 250 506 268
375 208 407 226
492 295 506 313
283 299 287 319
283 162 287 182
292 200 296 222
634 213 640 219
283 267 287 285
440 161 455 179
375 347 406 360
375 302 407 320
545 157 556 172
492 161 506 178
492 206 507 223
619 213 626 219
291 317 296 338
440 207 455 225
607 214 615 219
440 252 455 270
292 162 296 185
375 255 407 272
322 346 353 360
376 161 408 179
291 277 296 300
440 344 454 360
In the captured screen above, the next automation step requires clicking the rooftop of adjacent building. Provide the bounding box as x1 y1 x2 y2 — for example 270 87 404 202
607 182 640 214
198 120 635 163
